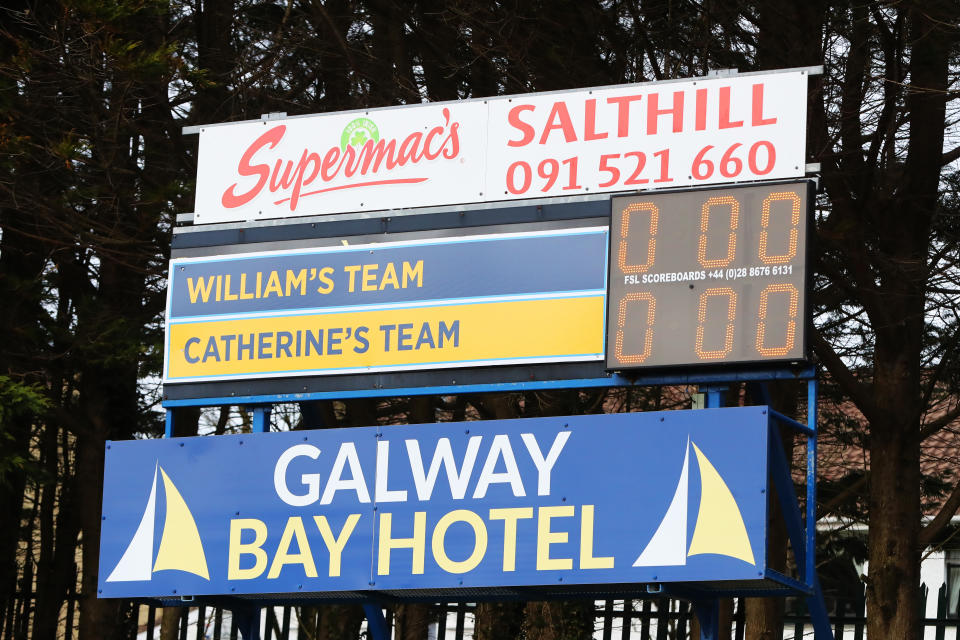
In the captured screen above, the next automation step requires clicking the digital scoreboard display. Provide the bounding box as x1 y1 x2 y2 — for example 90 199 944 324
606 181 810 370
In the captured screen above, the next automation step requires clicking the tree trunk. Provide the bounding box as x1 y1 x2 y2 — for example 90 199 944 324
76 427 124 640
316 605 366 640
0 182 48 618
522 600 595 640
0 413 31 614
159 607 181 640
866 425 921 638
474 602 525 640
863 4 953 639
194 0 236 123
32 421 81 640
744 382 799 640
393 603 432 640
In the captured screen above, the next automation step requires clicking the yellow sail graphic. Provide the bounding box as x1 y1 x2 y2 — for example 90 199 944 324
152 467 210 580
686 443 755 565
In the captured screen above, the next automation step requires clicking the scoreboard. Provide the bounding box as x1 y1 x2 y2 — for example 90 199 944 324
606 181 811 370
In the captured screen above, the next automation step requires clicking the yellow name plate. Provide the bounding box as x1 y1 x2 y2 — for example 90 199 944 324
165 296 604 382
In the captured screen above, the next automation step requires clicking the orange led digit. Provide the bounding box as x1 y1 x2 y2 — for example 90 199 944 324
694 287 737 359
617 202 659 274
755 283 799 357
607 182 808 369
759 191 801 264
614 293 656 364
697 196 739 268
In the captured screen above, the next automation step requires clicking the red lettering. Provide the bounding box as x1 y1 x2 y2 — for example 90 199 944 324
606 95 642 137
342 144 362 178
360 138 398 173
539 102 577 144
424 125 444 159
507 104 536 147
221 125 286 208
718 86 743 129
337 145 356 177
398 131 425 165
751 84 777 126
321 146 341 181
289 150 322 210
268 157 297 192
226 111 461 209
695 88 708 131
647 91 684 135
442 120 460 159
584 99 608 141
425 108 456 160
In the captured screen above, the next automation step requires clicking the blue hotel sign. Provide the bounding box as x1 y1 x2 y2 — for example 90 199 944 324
98 407 769 598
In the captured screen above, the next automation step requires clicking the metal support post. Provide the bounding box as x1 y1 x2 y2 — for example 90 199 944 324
805 377 818 587
164 410 174 438
691 386 725 639
692 600 720 640
768 427 807 576
232 604 262 640
363 604 390 640
767 377 831 639
699 385 727 408
803 377 833 639
252 405 272 433
805 573 833 639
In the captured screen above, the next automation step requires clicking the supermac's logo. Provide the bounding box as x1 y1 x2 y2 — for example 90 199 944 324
220 109 461 213
106 464 210 582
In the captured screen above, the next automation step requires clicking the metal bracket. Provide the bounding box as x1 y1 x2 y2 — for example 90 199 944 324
698 384 727 408
363 604 390 640
232 604 262 640
692 599 719 640
251 405 272 433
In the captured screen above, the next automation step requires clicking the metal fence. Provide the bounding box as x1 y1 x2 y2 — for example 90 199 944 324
2 584 958 640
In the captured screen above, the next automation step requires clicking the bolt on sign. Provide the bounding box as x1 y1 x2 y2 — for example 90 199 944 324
99 407 769 599
191 70 811 224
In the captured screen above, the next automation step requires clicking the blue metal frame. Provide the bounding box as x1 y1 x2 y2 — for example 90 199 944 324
692 600 719 640
362 605 390 640
691 379 831 640
251 406 271 433
161 365 816 409
232 604 261 640
162 375 632 408
159 374 832 640
767 378 831 640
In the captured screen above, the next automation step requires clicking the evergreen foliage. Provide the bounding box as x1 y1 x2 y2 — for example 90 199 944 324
0 1 958 639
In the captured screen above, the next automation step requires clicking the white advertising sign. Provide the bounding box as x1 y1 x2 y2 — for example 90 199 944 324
192 69 810 224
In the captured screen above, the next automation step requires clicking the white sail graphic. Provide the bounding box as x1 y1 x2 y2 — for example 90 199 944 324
106 465 158 582
633 440 690 566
